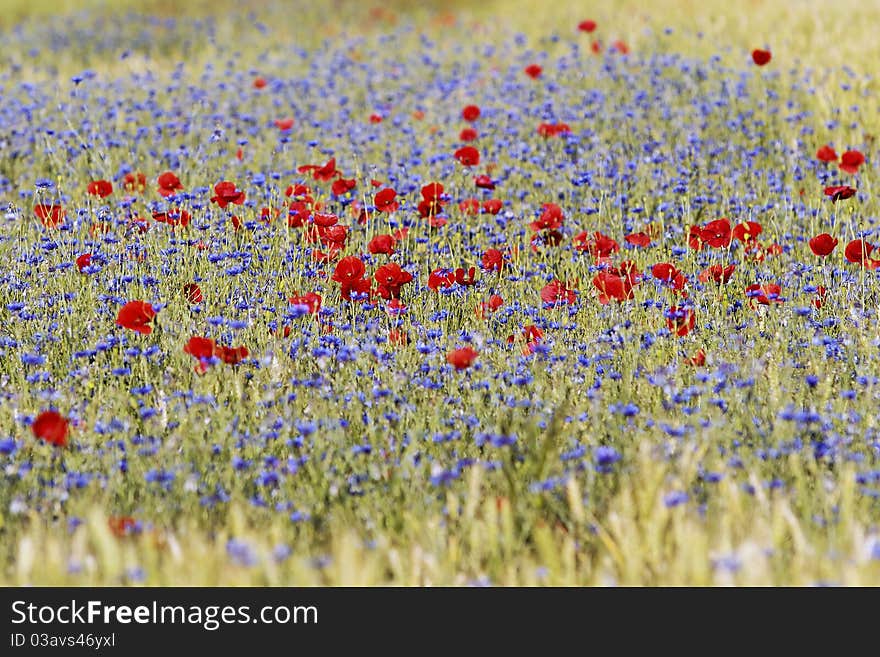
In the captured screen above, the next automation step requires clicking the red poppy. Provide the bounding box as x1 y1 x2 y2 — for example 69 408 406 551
184 336 216 369
816 145 838 163
215 345 249 365
447 347 478 370
574 231 619 258
388 329 409 346
32 410 69 447
844 239 880 268
813 285 827 309
374 188 399 213
152 209 191 227
612 40 629 54
530 203 565 232
274 118 294 131
34 204 66 228
428 268 457 291
745 283 783 306
253 76 267 88
116 301 157 334
459 127 478 141
476 294 504 318
368 234 396 255
298 158 340 182
687 225 704 250
123 172 146 193
652 262 687 293
591 40 602 54
751 49 771 66
475 174 495 190
825 185 857 202
75 253 92 272
481 248 505 272
331 178 357 196
454 146 480 167
541 279 577 306
524 64 543 78
537 122 571 138
462 104 481 122
578 19 597 32
732 221 763 245
108 516 138 538
183 283 203 304
686 349 706 367
699 264 736 284
699 218 732 248
157 171 184 197
332 258 371 301
839 150 865 175
809 233 838 257
666 306 695 337
87 179 113 198
210 181 246 208
455 267 477 286
375 263 413 299
593 263 640 303
369 113 383 124
288 292 322 314
482 199 503 215
625 232 651 247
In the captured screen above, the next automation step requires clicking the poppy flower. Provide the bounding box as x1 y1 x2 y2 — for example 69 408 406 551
369 113 383 124
253 76 267 88
699 264 736 285
745 283 783 306
537 122 571 138
477 294 504 318
612 40 629 54
844 239 880 268
824 185 857 202
428 268 457 291
625 232 651 247
699 218 732 248
183 283 203 304
687 225 704 250
298 158 340 182
455 267 477 286
482 199 503 215
288 292 322 314
157 171 184 197
813 286 827 309
210 181 246 208
578 19 597 32
462 104 481 122
34 204 65 228
32 410 69 447
375 263 413 299
574 231 619 258
686 349 706 367
116 301 156 334
108 516 138 538
331 178 357 196
530 203 565 232
652 262 687 293
87 179 113 198
459 127 478 141
374 188 399 213
447 347 478 370
481 248 505 273
591 40 602 54
666 306 695 337
839 150 865 175
751 49 771 66
184 336 216 373
274 118 295 131
332 257 371 300
475 174 495 190
593 264 640 304
152 209 191 227
732 221 763 245
75 253 92 272
454 146 480 167
541 279 577 306
215 345 249 365
369 234 396 255
816 145 838 163
123 171 146 193
388 329 409 346
524 64 543 78
809 233 838 257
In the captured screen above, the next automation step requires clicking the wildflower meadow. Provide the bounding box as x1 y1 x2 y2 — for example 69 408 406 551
2 0 880 586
